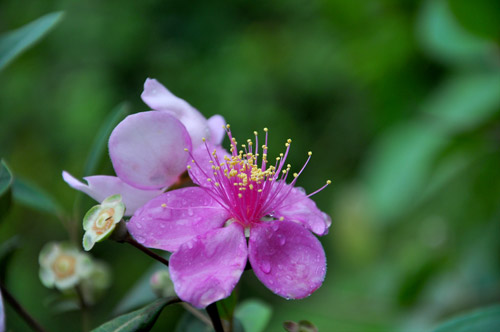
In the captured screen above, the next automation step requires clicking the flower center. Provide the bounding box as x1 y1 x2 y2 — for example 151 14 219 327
92 208 115 235
52 254 76 279
187 125 330 226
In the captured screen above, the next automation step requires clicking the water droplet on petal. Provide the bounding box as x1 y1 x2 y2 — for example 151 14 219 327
187 208 194 216
260 260 271 273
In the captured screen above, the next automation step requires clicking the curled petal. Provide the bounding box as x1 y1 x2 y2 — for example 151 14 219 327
274 186 331 236
169 223 247 308
141 78 210 146
249 220 326 299
62 171 163 216
109 111 191 190
207 114 226 145
127 187 230 252
188 144 230 188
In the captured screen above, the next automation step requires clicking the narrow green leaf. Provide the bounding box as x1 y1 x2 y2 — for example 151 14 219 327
422 72 500 132
83 102 130 176
92 297 179 332
364 122 447 223
431 305 500 332
416 0 496 67
113 257 170 316
234 299 273 332
0 160 13 221
0 11 64 70
12 177 63 216
0 236 20 281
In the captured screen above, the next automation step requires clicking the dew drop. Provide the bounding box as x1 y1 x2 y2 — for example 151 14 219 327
260 260 271 273
187 208 194 216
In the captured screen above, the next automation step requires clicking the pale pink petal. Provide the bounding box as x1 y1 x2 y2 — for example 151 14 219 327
187 144 230 188
109 111 191 190
62 171 163 216
169 223 247 308
207 114 226 145
0 289 4 332
249 220 326 299
274 186 331 236
141 78 210 146
127 187 230 251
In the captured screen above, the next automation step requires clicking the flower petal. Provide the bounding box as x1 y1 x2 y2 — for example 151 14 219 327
169 223 247 308
0 289 5 332
62 171 163 216
274 186 331 236
249 220 326 299
188 144 230 188
127 187 230 251
207 114 226 145
109 111 192 189
141 78 210 146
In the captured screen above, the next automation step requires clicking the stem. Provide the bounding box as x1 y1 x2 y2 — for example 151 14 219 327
0 283 48 332
124 235 169 266
206 302 224 332
75 286 89 332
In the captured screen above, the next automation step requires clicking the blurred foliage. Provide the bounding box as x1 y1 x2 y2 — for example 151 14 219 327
0 0 499 331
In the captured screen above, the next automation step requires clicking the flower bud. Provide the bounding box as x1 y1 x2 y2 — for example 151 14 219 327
150 269 175 298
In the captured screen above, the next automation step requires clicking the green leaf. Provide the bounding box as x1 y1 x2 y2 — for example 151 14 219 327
113 258 170 316
364 122 447 223
234 299 273 332
0 160 13 221
12 177 63 216
174 311 214 332
92 297 178 332
431 305 500 332
422 72 500 132
83 102 130 176
448 0 500 40
416 0 496 67
0 236 20 281
0 11 64 71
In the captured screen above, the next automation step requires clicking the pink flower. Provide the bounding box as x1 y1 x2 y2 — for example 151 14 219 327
63 79 225 215
128 126 331 308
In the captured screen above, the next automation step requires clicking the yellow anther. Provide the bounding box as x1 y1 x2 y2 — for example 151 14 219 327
327 180 332 184
238 193 242 198
279 216 284 221
308 151 312 156
226 124 231 128
161 203 167 208
215 182 220 186
187 165 191 170
207 178 212 182
263 127 268 132
287 139 292 144
293 173 298 178
192 160 195 163
249 184 254 190
254 131 258 136
258 189 262 193
184 148 189 151
202 137 206 142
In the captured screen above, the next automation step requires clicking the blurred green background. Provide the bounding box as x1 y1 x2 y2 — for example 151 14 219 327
1 0 500 331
